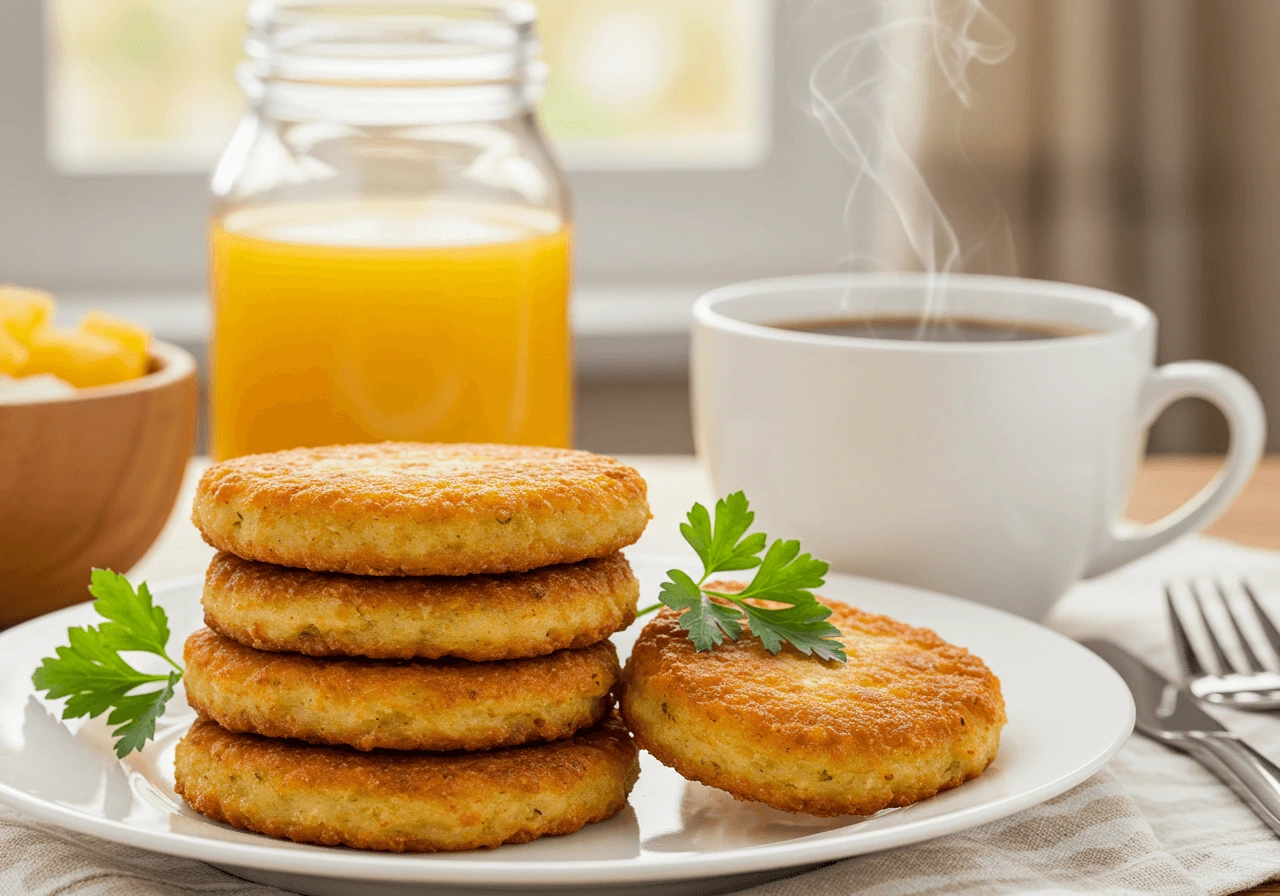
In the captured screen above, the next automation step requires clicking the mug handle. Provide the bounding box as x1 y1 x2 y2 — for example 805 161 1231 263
1085 361 1267 578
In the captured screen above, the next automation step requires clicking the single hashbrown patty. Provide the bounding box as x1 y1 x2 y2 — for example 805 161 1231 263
202 551 638 661
621 591 1006 817
184 628 621 752
174 716 639 852
192 443 650 577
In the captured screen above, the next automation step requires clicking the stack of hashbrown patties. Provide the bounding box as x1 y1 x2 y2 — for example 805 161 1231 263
173 443 650 853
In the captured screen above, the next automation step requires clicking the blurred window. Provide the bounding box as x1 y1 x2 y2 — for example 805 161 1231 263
45 0 770 173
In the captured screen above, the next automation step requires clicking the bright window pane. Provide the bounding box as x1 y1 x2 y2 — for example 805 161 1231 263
45 0 770 173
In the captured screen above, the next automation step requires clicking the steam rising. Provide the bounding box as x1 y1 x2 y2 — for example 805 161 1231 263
801 0 1014 315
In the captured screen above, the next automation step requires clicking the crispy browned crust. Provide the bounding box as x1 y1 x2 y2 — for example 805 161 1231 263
183 628 621 752
191 443 650 577
202 551 638 661
173 716 639 852
621 592 1006 817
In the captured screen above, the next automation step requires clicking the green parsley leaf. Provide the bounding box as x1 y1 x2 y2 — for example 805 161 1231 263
659 569 743 650
89 569 171 656
735 538 829 605
741 604 847 663
32 627 164 718
109 673 180 759
649 493 847 662
680 492 768 577
31 569 183 757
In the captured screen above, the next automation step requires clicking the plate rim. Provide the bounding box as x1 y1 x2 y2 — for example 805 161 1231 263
0 554 1136 886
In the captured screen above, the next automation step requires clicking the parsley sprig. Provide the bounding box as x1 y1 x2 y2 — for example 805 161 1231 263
638 492 847 662
32 569 183 758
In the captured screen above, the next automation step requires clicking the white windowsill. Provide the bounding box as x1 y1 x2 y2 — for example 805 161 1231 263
54 282 719 381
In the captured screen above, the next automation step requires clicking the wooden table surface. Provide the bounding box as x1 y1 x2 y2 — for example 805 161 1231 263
1127 456 1280 552
1129 456 1280 895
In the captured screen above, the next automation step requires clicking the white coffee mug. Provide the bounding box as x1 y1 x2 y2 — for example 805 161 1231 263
691 273 1266 619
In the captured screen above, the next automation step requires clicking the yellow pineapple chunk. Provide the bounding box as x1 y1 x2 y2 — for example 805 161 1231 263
24 327 146 388
79 310 151 360
0 327 30 374
0 285 56 343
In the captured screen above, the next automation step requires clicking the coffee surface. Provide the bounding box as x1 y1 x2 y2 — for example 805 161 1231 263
778 315 1093 343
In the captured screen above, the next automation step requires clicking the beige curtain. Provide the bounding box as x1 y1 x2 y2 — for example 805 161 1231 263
908 0 1280 451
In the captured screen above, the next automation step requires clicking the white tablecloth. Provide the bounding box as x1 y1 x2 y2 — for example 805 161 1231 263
4 458 1280 896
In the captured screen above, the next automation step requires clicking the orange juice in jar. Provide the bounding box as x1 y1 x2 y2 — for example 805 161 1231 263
210 1 571 459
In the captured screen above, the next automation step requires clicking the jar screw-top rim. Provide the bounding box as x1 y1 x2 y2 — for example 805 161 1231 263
243 0 542 87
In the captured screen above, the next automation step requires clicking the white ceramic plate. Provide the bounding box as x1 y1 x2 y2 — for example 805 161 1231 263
0 554 1134 896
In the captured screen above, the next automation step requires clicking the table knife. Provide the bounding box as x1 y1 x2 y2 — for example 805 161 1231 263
1083 639 1280 836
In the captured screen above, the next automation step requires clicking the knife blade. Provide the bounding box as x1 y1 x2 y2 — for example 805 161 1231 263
1083 638 1280 836
1082 638 1226 740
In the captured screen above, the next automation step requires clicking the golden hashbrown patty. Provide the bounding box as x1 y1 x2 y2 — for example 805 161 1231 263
202 551 638 661
174 716 639 852
621 592 1006 816
184 628 621 752
192 443 650 577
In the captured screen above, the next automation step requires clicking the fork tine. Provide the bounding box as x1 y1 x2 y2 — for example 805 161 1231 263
1216 579 1266 672
1243 581 1280 660
1191 579 1235 676
1166 584 1207 678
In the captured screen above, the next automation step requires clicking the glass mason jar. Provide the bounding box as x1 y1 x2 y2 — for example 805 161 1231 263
209 0 572 460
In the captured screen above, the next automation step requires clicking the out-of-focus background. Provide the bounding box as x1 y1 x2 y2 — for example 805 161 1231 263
915 0 1280 455
3 0 1278 453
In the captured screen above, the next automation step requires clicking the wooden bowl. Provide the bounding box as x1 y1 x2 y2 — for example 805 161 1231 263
0 341 198 627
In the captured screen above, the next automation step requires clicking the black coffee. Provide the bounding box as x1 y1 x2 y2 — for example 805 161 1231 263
778 315 1093 343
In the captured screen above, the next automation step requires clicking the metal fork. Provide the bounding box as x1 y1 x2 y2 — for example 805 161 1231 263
1167 578 1280 710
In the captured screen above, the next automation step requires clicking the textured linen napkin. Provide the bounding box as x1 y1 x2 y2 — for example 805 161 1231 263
5 536 1280 896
